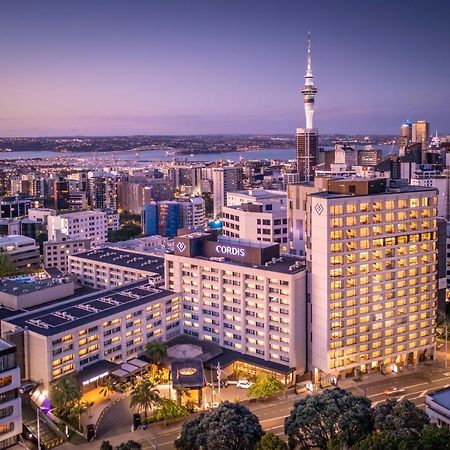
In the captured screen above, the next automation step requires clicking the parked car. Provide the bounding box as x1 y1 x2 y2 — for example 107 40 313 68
236 380 253 389
384 387 406 396
19 383 38 395
208 380 228 388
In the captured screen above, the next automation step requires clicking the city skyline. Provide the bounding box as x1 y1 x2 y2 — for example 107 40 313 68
1 0 450 136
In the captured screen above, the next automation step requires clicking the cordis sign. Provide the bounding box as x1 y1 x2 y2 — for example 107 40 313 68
215 245 245 257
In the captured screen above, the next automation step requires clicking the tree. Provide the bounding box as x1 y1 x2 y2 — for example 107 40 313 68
248 374 285 400
108 223 141 242
144 341 168 366
50 376 82 416
284 388 372 450
115 441 142 450
419 424 450 450
255 433 288 450
0 253 18 277
100 376 116 397
100 441 113 450
353 431 409 450
372 399 429 438
175 401 264 450
129 378 161 418
152 398 190 424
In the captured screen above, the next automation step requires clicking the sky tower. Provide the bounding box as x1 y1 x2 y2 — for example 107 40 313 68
301 32 318 129
296 33 319 181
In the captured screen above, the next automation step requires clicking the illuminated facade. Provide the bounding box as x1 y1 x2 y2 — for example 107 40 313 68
306 179 438 380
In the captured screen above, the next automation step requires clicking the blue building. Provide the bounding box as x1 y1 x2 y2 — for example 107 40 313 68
142 201 180 238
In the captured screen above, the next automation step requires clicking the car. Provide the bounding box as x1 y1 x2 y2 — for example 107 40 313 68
208 380 228 389
236 380 253 389
384 387 406 396
19 383 38 395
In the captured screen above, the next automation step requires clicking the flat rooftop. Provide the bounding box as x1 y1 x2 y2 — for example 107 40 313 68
429 387 450 409
4 280 175 336
230 189 286 199
0 276 72 297
71 247 165 275
310 185 437 199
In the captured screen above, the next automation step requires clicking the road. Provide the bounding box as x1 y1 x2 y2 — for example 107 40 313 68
60 361 450 450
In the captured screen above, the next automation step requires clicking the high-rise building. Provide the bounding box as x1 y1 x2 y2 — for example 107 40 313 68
412 120 430 161
212 167 243 218
399 121 412 157
306 178 438 381
53 176 70 210
88 172 119 210
142 201 181 238
297 33 318 182
179 197 206 229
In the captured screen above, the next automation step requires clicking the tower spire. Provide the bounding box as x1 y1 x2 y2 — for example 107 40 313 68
301 32 317 129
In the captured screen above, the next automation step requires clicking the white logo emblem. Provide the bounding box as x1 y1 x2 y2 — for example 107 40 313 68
176 242 187 252
314 203 324 215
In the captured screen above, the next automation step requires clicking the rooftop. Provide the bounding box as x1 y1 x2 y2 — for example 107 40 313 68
71 247 165 275
0 235 36 246
229 189 286 200
0 276 72 297
4 280 175 336
429 387 450 409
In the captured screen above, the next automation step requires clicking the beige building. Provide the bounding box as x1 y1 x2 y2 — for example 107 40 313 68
306 178 438 381
47 211 108 246
0 235 40 271
2 281 180 391
44 238 91 272
68 247 164 289
165 232 306 384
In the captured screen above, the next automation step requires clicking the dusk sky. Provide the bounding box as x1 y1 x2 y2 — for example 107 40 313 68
1 0 449 136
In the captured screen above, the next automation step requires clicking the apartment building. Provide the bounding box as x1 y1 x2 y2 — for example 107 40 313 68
0 341 22 449
212 167 243 218
0 235 40 271
68 247 164 289
43 238 91 272
2 281 180 391
47 211 108 246
179 197 206 229
165 231 306 384
306 178 438 381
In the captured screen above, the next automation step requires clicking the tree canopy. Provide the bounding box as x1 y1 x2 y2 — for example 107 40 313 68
372 399 429 438
50 376 82 415
248 374 285 400
255 433 288 450
144 341 168 365
129 378 160 418
284 388 373 450
175 401 264 450
0 253 19 277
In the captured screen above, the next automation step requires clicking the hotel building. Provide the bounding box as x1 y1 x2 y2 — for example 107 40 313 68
2 281 180 391
0 340 22 449
68 247 164 289
165 231 306 383
306 178 438 380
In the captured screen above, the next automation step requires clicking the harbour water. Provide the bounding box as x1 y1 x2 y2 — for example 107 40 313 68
0 145 397 162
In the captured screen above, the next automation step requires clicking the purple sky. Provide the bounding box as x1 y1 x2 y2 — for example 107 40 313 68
1 0 449 136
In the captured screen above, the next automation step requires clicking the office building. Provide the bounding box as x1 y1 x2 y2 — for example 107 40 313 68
53 176 70 210
0 196 30 219
357 148 382 167
28 208 56 227
0 220 21 237
142 201 180 238
44 238 91 272
1 281 180 391
0 235 40 271
412 120 430 162
165 231 307 384
47 211 108 246
88 172 119 210
212 167 243 218
399 121 413 157
306 178 438 381
68 247 164 289
0 340 22 448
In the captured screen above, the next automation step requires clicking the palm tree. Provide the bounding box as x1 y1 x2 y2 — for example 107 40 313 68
129 378 161 418
99 376 116 398
144 341 168 366
50 376 82 415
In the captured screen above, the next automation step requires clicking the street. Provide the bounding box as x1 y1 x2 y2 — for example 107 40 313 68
56 360 450 450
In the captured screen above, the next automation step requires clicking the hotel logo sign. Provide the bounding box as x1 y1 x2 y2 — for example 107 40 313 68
215 245 245 257
176 242 187 253
314 203 324 215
